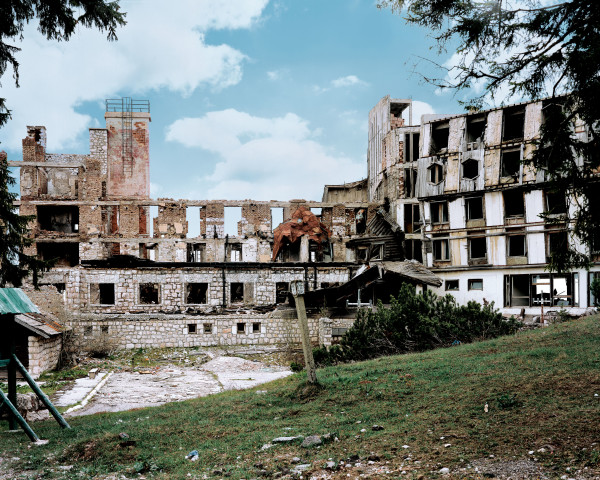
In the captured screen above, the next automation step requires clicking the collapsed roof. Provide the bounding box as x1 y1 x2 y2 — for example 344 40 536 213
272 206 331 261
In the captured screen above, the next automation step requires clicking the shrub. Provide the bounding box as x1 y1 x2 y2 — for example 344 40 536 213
315 283 521 365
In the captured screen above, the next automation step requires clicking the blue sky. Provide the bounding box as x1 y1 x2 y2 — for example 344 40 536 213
2 0 466 202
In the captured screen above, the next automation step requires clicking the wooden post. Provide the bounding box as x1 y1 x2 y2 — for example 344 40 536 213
290 281 318 384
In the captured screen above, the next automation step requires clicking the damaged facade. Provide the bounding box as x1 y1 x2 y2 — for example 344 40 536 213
9 94 595 354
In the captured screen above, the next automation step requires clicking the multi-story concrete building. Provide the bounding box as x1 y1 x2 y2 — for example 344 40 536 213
368 95 597 317
8 94 595 352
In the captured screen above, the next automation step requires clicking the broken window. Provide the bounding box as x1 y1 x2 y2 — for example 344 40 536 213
507 233 527 257
432 238 450 261
545 191 567 215
276 282 289 304
356 245 368 261
355 208 367 234
37 242 79 267
505 273 578 307
185 283 208 304
468 235 487 261
229 244 242 262
532 274 551 306
445 280 459 291
465 196 484 221
139 283 160 304
466 115 486 145
187 243 205 262
504 189 525 218
188 324 197 334
404 239 423 262
404 203 421 233
431 121 450 152
468 279 484 290
404 168 417 197
462 158 479 180
252 322 261 333
203 323 213 334
427 163 444 184
90 283 115 305
370 243 384 260
101 325 109 334
430 201 448 224
547 229 568 258
504 274 530 307
502 107 525 141
230 283 244 303
501 149 521 178
404 132 420 162
237 322 246 334
37 206 79 233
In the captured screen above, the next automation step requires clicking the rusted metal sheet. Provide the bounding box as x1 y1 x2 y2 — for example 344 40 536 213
271 207 331 261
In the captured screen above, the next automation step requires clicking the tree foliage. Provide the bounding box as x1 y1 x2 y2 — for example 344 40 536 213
313 284 521 365
378 0 600 271
0 0 126 127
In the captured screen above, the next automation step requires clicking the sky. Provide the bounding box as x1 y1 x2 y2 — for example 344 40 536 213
1 0 469 203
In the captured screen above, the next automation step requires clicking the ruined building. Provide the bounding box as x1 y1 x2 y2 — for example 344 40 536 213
9 95 596 351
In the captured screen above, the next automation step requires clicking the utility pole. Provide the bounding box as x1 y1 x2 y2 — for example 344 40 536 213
290 280 318 384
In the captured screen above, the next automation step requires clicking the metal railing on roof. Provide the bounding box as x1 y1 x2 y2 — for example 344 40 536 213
105 98 150 113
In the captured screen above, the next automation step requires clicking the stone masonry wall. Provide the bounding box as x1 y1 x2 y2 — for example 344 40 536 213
27 335 62 378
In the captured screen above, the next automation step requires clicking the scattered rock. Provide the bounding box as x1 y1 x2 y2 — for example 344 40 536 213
261 443 273 450
301 435 323 448
439 467 450 474
291 457 301 464
292 464 311 474
273 436 302 443
325 461 336 469
372 424 384 431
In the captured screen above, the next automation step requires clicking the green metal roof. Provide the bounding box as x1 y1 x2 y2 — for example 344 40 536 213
0 288 40 315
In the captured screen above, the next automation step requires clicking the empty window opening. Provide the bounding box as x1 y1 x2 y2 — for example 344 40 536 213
404 239 423 262
224 206 242 237
431 121 450 152
237 322 246 334
506 273 578 307
187 243 205 262
466 115 486 144
466 196 484 220
545 192 567 215
501 149 521 178
230 283 244 303
139 283 160 304
433 238 450 261
462 159 479 180
356 246 368 262
276 282 289 304
502 107 525 141
37 242 79 267
37 206 79 233
139 206 149 235
468 279 484 290
139 243 157 261
185 206 201 238
203 323 213 334
532 274 551 306
507 234 526 257
506 274 530 307
469 236 487 259
271 208 284 232
84 326 93 336
53 283 66 293
252 322 261 333
404 168 417 197
187 323 197 334
186 283 208 304
428 163 444 184
445 280 459 291
101 325 109 334
430 202 449 224
311 207 322 219
404 132 420 162
148 205 159 237
404 203 421 233
228 243 242 262
90 283 115 305
547 230 568 257
101 181 107 198
355 208 367 234
101 205 119 235
504 190 525 217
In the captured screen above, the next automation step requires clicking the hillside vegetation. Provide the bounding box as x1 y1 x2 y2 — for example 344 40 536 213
1 316 600 479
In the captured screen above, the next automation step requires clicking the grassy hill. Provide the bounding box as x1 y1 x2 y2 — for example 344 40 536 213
2 316 600 479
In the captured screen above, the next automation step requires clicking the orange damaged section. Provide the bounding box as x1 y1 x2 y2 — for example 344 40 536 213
272 207 331 261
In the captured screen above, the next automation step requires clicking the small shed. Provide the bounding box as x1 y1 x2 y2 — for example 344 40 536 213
0 289 65 379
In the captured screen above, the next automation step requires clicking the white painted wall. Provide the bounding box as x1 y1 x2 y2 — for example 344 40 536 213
449 198 465 229
485 192 503 226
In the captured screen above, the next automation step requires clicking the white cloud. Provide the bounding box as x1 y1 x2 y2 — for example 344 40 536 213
1 0 269 151
166 109 364 200
267 69 287 81
404 101 436 125
331 75 367 88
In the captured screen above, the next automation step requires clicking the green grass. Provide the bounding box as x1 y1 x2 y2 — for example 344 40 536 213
2 316 600 479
